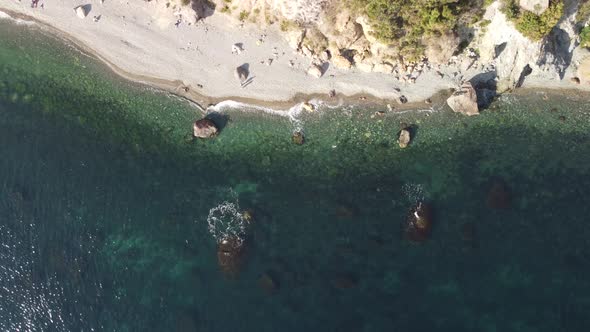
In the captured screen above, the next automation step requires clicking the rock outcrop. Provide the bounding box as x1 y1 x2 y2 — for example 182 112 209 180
193 118 219 138
519 0 549 15
447 82 479 116
331 53 353 69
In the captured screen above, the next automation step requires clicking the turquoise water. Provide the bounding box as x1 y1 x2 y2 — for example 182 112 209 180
1 20 590 332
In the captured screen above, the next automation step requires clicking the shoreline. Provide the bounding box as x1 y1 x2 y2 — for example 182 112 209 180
3 7 419 112
0 3 588 113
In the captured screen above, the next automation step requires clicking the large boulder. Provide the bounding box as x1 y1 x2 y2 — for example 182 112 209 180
331 53 353 69
292 131 305 145
285 28 306 50
447 82 479 116
424 32 460 64
235 65 249 84
519 0 549 15
355 16 378 44
193 118 218 138
74 5 89 19
397 128 411 148
307 63 323 78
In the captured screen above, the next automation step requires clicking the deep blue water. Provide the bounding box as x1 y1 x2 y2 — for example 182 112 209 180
1 19 590 332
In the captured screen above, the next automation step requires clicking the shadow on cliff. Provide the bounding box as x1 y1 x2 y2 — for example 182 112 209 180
469 71 498 110
539 28 573 80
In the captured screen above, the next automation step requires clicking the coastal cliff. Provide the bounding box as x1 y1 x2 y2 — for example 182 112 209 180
210 0 590 90
1 0 589 105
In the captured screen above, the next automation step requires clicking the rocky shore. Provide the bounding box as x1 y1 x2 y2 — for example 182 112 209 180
1 0 589 111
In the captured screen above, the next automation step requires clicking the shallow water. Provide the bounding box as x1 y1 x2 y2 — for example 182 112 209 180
1 19 590 332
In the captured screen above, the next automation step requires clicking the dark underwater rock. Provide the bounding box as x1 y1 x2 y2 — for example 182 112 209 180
486 179 511 209
405 202 433 243
258 272 280 294
217 237 244 279
331 273 358 289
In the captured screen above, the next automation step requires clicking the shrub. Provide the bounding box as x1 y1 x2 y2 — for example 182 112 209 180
501 0 563 40
238 10 249 21
515 1 563 40
345 0 484 60
581 26 590 48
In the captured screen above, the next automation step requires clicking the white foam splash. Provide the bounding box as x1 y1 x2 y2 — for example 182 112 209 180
206 201 246 247
402 183 428 204
206 99 324 132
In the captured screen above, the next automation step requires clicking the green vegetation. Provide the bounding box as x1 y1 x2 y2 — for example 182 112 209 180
238 10 249 21
280 20 298 32
581 26 590 48
501 0 564 40
180 0 191 6
577 0 590 25
345 0 485 60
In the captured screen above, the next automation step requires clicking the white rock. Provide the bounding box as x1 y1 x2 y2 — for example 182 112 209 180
355 61 374 73
331 54 352 69
373 62 394 74
74 5 89 19
446 82 479 116
307 64 323 78
232 43 243 54
519 0 549 15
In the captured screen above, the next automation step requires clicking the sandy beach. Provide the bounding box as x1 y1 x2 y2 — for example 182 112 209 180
0 0 588 110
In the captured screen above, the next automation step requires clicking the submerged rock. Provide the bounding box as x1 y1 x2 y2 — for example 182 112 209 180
217 237 244 279
447 82 479 116
331 273 358 289
397 127 411 148
404 202 433 243
292 131 305 145
486 179 511 209
258 272 279 294
193 118 218 138
335 204 358 218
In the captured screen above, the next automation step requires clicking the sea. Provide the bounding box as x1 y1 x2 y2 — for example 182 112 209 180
1 16 590 332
